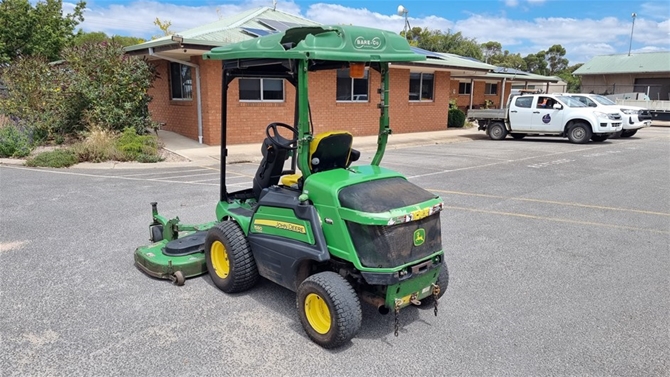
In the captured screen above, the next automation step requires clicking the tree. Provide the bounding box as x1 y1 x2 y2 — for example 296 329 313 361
545 44 569 75
153 17 174 38
481 41 502 64
73 32 145 47
0 0 85 63
557 63 583 92
403 27 483 60
523 51 548 75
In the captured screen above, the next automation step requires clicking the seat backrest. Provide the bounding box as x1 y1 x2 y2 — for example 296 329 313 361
309 131 353 173
252 138 289 200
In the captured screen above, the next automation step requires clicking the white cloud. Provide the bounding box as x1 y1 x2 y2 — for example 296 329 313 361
505 0 520 7
74 0 669 64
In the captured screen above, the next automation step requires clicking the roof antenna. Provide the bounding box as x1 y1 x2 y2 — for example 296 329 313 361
273 0 277 11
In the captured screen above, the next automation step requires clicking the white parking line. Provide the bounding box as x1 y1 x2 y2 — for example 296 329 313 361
119 168 212 177
154 172 219 180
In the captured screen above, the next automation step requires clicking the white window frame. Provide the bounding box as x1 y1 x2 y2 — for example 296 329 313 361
458 82 471 95
169 62 192 101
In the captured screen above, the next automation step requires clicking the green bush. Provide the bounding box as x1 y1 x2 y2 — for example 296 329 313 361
0 124 32 157
448 108 466 128
25 149 78 168
0 42 157 142
115 127 162 163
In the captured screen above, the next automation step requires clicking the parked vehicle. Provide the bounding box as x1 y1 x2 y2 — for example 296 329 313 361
467 93 623 143
563 93 651 138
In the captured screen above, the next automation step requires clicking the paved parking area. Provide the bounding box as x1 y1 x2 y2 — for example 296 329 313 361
1 128 668 376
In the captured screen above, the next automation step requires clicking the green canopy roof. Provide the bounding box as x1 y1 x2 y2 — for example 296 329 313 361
203 25 426 63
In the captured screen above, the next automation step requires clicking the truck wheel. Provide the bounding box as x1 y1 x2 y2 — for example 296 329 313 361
510 133 526 140
297 272 362 349
420 263 449 307
591 134 609 142
488 122 507 140
620 130 637 138
567 123 592 144
205 221 259 293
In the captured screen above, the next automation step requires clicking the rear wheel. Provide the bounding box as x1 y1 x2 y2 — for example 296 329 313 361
297 272 362 349
567 123 592 144
621 129 638 138
488 122 507 140
591 134 609 142
510 133 526 140
205 221 258 293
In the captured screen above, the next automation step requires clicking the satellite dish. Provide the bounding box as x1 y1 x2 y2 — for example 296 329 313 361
397 5 407 16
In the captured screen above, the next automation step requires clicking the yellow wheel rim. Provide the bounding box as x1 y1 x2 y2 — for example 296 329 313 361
304 293 331 334
210 240 230 279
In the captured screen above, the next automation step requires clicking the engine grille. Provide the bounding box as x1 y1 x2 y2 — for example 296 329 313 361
346 214 442 268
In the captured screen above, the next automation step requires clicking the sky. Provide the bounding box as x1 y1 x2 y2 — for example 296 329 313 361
65 0 670 64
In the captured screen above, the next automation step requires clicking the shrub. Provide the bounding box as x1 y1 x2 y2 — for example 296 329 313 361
70 126 120 162
115 127 162 163
0 123 32 158
448 108 466 128
25 149 78 168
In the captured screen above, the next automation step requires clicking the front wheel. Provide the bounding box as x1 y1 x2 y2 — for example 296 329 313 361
620 129 638 138
591 134 609 142
297 272 362 349
205 221 259 293
488 122 508 140
567 123 592 144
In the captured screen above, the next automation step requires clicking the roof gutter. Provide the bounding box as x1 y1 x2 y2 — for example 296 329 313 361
149 47 204 144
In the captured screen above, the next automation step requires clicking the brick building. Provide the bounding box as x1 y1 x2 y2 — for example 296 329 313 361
126 7 555 145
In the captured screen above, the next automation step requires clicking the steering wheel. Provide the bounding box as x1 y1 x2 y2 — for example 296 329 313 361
266 122 298 150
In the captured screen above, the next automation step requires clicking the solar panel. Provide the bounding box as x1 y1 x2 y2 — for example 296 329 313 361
241 27 273 37
410 47 442 59
257 18 303 32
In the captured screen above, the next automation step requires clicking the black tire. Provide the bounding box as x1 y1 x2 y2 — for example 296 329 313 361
297 272 362 349
150 224 163 242
620 129 637 138
420 263 449 307
591 134 609 142
488 122 507 140
205 221 258 293
567 123 592 144
510 133 526 140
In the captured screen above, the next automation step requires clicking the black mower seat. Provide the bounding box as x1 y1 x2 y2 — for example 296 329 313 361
164 231 207 256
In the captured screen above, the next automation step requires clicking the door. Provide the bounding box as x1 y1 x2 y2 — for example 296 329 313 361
508 96 534 131
531 96 564 132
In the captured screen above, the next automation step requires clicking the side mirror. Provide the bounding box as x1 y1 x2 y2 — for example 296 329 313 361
553 103 563 110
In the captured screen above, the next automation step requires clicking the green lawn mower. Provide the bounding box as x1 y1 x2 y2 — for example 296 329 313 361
134 25 448 348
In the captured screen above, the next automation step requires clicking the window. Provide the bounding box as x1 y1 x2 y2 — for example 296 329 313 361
169 62 192 100
409 73 434 101
239 78 284 101
336 68 368 101
458 82 471 95
485 83 498 95
515 96 533 108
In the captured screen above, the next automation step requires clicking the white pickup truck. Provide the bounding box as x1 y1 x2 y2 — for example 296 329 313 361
467 93 623 143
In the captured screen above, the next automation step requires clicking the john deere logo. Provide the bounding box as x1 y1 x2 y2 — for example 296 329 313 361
354 36 382 49
413 228 426 246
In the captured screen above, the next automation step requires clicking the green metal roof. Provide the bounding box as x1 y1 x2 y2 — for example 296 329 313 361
573 51 670 75
124 7 320 52
203 25 426 63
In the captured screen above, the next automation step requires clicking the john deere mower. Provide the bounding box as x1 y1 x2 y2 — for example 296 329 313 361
135 25 448 348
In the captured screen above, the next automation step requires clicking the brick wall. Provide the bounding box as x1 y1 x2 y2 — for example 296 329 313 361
451 79 513 111
148 61 454 145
